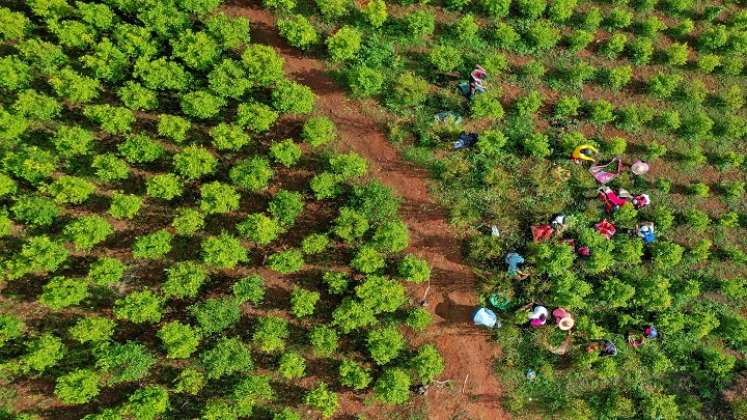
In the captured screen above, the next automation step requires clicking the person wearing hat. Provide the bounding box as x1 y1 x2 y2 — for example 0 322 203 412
571 144 598 163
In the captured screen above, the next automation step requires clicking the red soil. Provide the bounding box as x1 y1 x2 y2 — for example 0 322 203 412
224 3 507 419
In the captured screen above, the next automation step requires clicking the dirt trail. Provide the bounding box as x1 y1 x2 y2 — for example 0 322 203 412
226 3 507 419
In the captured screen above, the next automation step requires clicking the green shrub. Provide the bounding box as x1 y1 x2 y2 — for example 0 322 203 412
118 134 164 163
109 192 142 219
548 0 576 21
305 383 339 418
526 20 561 50
339 360 372 390
118 81 157 110
323 271 349 295
388 71 430 110
208 59 250 99
173 146 217 180
51 125 94 157
628 37 653 65
405 10 435 39
202 233 248 268
64 215 113 251
302 116 337 147
191 297 241 333
332 298 377 333
157 321 202 359
180 90 225 119
362 0 387 27
40 276 89 310
290 288 320 318
522 132 552 158
230 157 274 191
406 307 432 331
95 341 155 385
355 275 407 314
398 254 431 283
309 325 339 357
114 290 163 324
516 0 546 18
327 26 361 62
174 367 205 395
252 316 289 353
92 154 129 182
471 90 505 120
278 352 306 380
163 261 208 299
374 368 410 405
172 208 204 236
238 213 282 246
199 182 240 215
351 246 386 273
69 316 115 344
430 45 462 73
209 123 251 151
200 337 253 379
494 22 520 49
270 139 302 167
602 33 627 59
302 233 330 254
87 257 125 286
267 249 304 273
410 344 444 383
132 230 172 259
242 44 285 87
46 176 95 204
54 369 100 405
367 325 405 365
236 102 279 132
0 314 24 347
272 80 315 114
278 15 318 49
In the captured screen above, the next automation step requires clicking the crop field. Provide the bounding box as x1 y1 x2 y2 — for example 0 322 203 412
1 0 747 419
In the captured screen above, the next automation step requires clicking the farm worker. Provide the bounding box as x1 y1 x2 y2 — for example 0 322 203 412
530 224 554 242
644 325 658 339
505 252 525 277
637 222 655 244
577 246 591 257
468 64 487 98
551 214 567 235
627 334 645 348
595 219 616 239
528 305 549 327
631 160 650 176
601 340 617 356
571 144 598 163
632 194 651 209
526 369 537 380
598 186 627 212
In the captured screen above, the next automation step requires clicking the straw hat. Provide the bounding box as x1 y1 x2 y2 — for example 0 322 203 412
558 316 575 331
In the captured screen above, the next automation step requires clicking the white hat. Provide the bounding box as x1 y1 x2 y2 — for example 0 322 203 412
631 160 650 176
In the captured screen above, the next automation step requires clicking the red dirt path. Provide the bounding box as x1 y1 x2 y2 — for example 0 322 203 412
226 3 507 419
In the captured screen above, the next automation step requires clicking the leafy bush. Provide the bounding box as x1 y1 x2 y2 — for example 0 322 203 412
351 246 386 273
200 337 254 380
132 230 172 260
40 276 89 309
173 146 217 180
236 102 279 133
327 26 361 62
332 298 377 333
232 274 265 304
174 367 205 395
272 80 315 114
410 344 445 383
190 298 241 333
118 134 164 163
69 316 115 344
163 261 208 299
199 182 240 214
526 20 561 50
46 176 95 204
230 157 273 191
87 257 125 286
267 249 304 273
252 316 289 353
356 275 407 314
323 271 349 295
405 11 435 39
270 139 302 167
95 341 155 385
113 290 163 324
291 288 320 317
374 368 410 405
0 314 24 347
278 352 306 380
51 125 93 157
202 233 248 268
242 44 285 87
238 213 282 246
10 196 60 226
339 360 372 390
399 254 431 283
54 369 100 405
367 325 405 365
430 45 462 73
181 90 226 120
109 192 142 219
406 307 433 331
302 233 330 254
158 114 191 143
157 321 202 359
146 174 183 200
64 216 113 251
92 154 129 183
309 325 339 357
628 37 653 65
278 15 318 49
388 71 430 111
471 90 505 120
305 383 339 418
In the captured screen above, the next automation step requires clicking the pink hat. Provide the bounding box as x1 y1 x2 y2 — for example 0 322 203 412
631 160 650 176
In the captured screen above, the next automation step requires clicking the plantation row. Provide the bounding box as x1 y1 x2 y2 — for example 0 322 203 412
259 0 747 418
0 1 444 419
